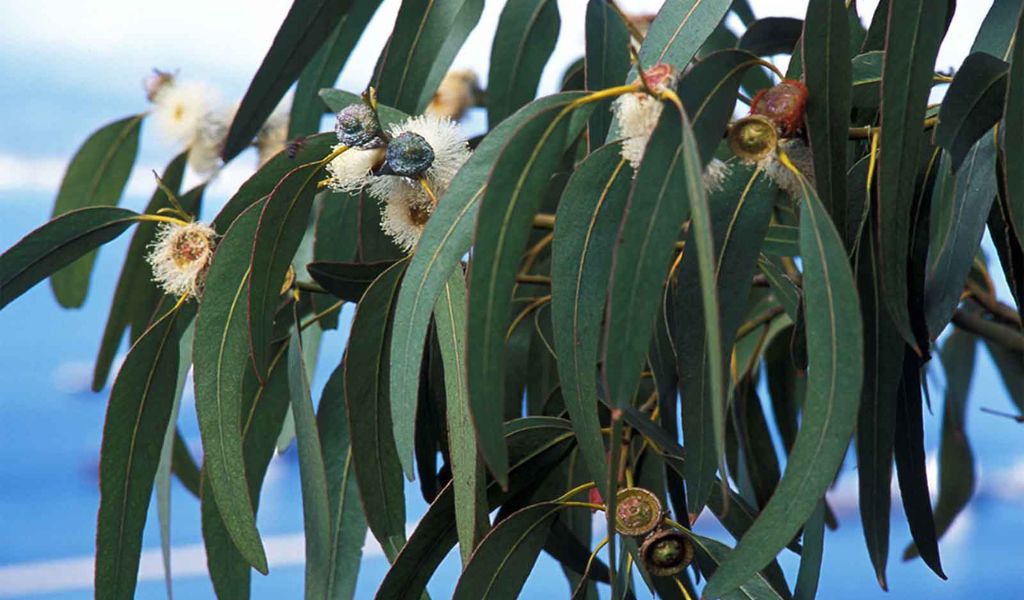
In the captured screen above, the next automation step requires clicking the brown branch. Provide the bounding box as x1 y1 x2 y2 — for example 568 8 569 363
952 310 1024 352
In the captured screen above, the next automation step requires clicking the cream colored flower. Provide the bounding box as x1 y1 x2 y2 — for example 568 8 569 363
380 194 433 253
152 80 218 147
326 146 386 192
146 221 217 299
188 104 236 177
257 109 289 166
426 69 481 121
702 158 732 194
368 114 471 205
612 64 677 172
764 139 815 198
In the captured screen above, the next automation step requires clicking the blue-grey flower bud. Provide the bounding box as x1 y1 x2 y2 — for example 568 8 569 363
385 132 435 178
335 104 383 148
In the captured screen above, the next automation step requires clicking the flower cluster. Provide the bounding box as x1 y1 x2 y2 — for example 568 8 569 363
326 99 472 252
146 220 217 300
146 70 289 178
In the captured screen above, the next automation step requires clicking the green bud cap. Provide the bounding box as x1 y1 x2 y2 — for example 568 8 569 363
335 104 383 148
385 132 435 178
615 487 663 537
639 528 694 576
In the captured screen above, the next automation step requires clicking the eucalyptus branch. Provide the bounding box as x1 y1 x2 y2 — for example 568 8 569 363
293 280 329 294
952 310 1024 352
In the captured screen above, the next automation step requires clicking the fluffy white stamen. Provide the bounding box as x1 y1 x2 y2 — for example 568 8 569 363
426 69 480 121
326 146 386 192
146 221 217 299
702 158 732 194
368 114 471 206
187 104 236 177
380 195 433 253
613 92 664 171
764 140 815 198
257 104 290 166
152 80 218 147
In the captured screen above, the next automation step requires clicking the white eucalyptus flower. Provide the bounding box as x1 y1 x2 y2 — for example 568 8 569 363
426 69 481 121
380 195 433 253
368 114 471 206
765 139 815 199
702 158 732 194
188 104 236 177
326 146 386 192
257 109 289 166
612 64 677 172
146 221 217 300
151 80 218 147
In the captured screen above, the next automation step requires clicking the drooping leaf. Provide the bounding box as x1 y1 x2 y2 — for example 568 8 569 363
892 349 946 579
289 1 383 137
95 301 192 600
802 0 851 239
934 52 1009 171
317 359 368 600
388 92 587 488
971 0 1024 59
222 0 354 160
345 259 409 558
307 260 401 303
193 201 270 574
248 160 325 379
924 139 999 337
0 206 138 310
433 269 488 563
688 532 786 600
488 0 561 126
93 153 189 391
704 169 863 598
737 17 803 56
903 330 977 560
876 0 951 349
375 418 575 600
550 143 629 495
372 0 484 113
465 100 593 485
49 114 143 307
855 222 902 590
793 501 826 600
1002 6 1024 250
639 0 732 73
585 0 631 145
452 503 562 599
673 164 775 515
288 320 333 598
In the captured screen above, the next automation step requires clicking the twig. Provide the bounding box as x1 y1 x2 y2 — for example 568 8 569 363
952 310 1024 352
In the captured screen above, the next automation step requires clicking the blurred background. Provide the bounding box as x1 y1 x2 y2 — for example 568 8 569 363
1 0 1022 598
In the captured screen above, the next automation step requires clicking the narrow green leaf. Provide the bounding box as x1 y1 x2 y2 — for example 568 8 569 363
762 225 800 257
1002 5 1024 250
290 1 383 137
585 0 630 145
373 0 484 113
935 53 1009 171
802 0 851 239
317 359 368 600
989 190 1024 318
213 132 336 232
855 222 902 590
737 17 803 56
674 164 775 515
222 0 354 160
972 0 1024 59
286 318 333 598
704 171 863 598
903 330 977 560
95 302 191 599
49 114 143 307
307 260 401 302
925 140 999 337
433 269 488 563
345 259 409 558
551 143 630 496
984 338 1024 415
688 532 786 600
452 503 562 599
248 160 324 379
893 349 946 578
193 201 269 574
639 0 732 72
876 0 951 349
488 0 561 126
388 92 586 487
465 100 591 485
0 206 138 310
793 501 826 600
93 153 188 391
376 418 575 600
171 430 201 497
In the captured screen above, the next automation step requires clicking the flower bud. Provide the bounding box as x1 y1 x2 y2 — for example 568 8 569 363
385 132 435 178
639 528 694 576
750 79 808 138
728 115 779 163
335 103 383 148
615 487 663 537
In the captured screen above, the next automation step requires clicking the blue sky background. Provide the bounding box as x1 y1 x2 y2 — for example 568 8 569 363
1 1 1022 598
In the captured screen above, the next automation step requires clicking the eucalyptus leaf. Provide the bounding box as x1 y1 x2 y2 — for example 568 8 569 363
488 0 560 126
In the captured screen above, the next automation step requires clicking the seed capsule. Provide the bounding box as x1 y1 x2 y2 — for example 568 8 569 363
335 103 383 148
385 131 435 178
639 528 694 576
750 79 808 138
728 115 779 163
615 488 663 537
